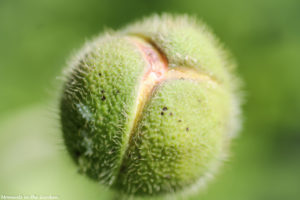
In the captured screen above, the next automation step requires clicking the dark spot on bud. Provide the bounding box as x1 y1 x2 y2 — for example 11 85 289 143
178 119 182 122
169 112 173 116
116 90 120 94
101 90 104 93
101 95 106 101
163 106 168 111
186 127 189 132
98 72 102 76
160 112 164 116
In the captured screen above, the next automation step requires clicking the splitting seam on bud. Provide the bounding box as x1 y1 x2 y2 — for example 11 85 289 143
115 35 220 182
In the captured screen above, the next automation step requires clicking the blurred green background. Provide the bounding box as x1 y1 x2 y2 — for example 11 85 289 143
0 0 300 199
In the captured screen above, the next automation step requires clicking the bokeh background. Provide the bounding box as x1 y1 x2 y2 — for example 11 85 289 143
0 0 300 199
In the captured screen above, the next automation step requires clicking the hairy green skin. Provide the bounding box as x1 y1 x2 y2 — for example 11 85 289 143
60 14 241 197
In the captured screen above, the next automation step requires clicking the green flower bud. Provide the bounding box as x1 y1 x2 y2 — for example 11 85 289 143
60 14 242 197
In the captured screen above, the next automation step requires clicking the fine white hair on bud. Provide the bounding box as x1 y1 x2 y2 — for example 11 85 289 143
60 13 242 198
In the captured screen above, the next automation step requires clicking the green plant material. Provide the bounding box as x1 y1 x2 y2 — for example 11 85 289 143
60 14 242 198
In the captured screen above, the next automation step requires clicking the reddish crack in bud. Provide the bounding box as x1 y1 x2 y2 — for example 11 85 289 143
132 38 168 83
124 37 169 149
141 42 168 81
128 37 169 124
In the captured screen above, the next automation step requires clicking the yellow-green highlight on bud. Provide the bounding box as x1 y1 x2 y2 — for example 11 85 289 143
60 13 242 198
